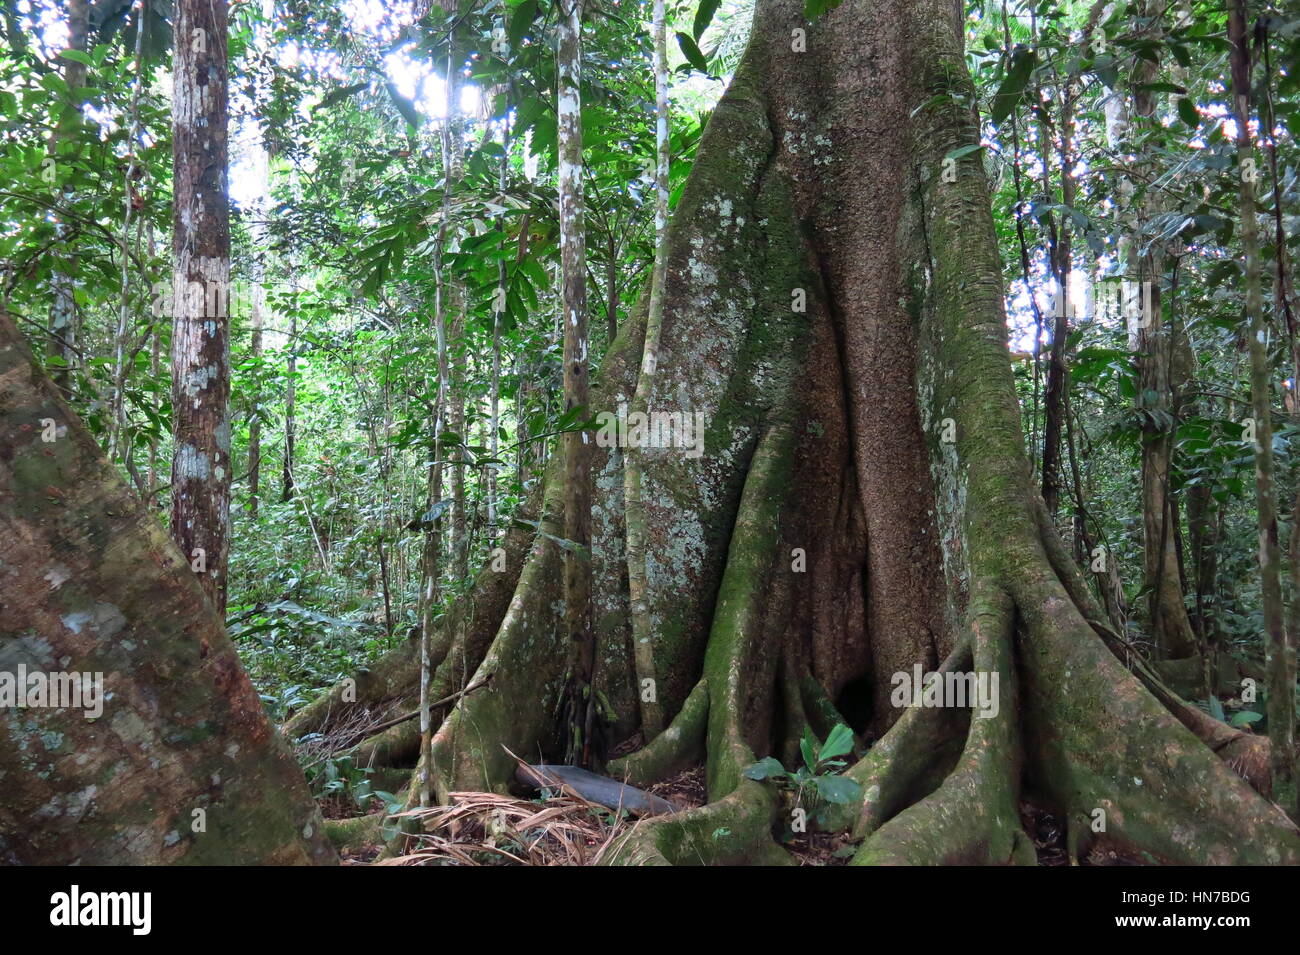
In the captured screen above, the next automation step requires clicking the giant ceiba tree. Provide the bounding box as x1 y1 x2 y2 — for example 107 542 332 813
283 0 1300 865
5 0 1298 866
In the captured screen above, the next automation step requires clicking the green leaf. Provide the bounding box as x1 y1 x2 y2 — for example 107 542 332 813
1176 97 1199 129
819 722 855 762
743 757 787 781
384 81 423 129
799 727 819 771
990 46 1037 127
675 32 710 74
314 81 369 112
694 0 721 39
804 0 845 21
1229 710 1263 728
1208 695 1225 721
58 49 94 66
813 774 863 805
507 0 538 48
944 143 984 162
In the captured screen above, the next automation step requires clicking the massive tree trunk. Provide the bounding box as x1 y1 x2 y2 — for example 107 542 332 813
294 0 1300 864
0 311 334 865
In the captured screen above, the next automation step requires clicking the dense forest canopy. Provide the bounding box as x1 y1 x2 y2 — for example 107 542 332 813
2 0 1300 869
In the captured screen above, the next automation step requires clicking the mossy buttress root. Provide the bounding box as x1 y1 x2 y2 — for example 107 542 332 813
852 587 1035 865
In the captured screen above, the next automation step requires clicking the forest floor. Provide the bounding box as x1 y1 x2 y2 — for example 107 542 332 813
322 766 1152 866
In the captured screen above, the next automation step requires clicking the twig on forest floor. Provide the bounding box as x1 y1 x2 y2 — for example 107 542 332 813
298 675 493 770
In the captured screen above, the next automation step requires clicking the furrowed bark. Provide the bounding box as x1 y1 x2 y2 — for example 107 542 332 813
170 0 232 615
0 311 334 865
306 0 1300 867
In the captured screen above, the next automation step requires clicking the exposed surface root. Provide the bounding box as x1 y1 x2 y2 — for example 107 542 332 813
839 642 970 839
607 679 708 787
1034 497 1275 796
606 425 797 865
1014 567 1300 865
605 781 790 865
852 588 1034 865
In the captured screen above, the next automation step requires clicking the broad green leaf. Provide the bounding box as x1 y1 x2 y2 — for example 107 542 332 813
694 0 721 39
990 46 1036 127
384 82 423 129
743 757 787 781
944 144 984 162
799 727 819 771
813 774 863 805
819 722 855 762
508 0 538 47
675 32 710 74
1208 695 1225 721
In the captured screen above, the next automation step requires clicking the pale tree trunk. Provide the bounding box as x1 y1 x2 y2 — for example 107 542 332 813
489 104 508 533
0 311 334 865
108 4 147 467
46 0 89 394
1123 2 1199 663
247 297 263 519
170 0 232 616
247 142 270 519
557 0 595 767
450 302 468 581
417 48 462 807
1231 0 1295 811
624 0 671 737
1039 103 1070 517
297 0 1300 865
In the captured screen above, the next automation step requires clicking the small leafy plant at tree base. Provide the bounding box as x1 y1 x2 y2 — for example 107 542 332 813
743 723 863 829
306 754 400 817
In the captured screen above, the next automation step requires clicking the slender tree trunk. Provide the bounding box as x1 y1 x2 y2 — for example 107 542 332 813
1129 2 1198 662
170 0 232 616
247 144 270 519
1231 0 1295 810
147 306 160 495
1186 478 1220 692
46 0 89 394
558 0 595 766
417 47 462 807
282 301 297 503
1040 98 1072 516
489 103 508 533
450 304 468 580
247 303 263 519
624 0 670 738
108 5 148 465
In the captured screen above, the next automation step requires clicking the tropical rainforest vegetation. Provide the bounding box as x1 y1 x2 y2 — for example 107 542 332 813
2 0 1300 867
